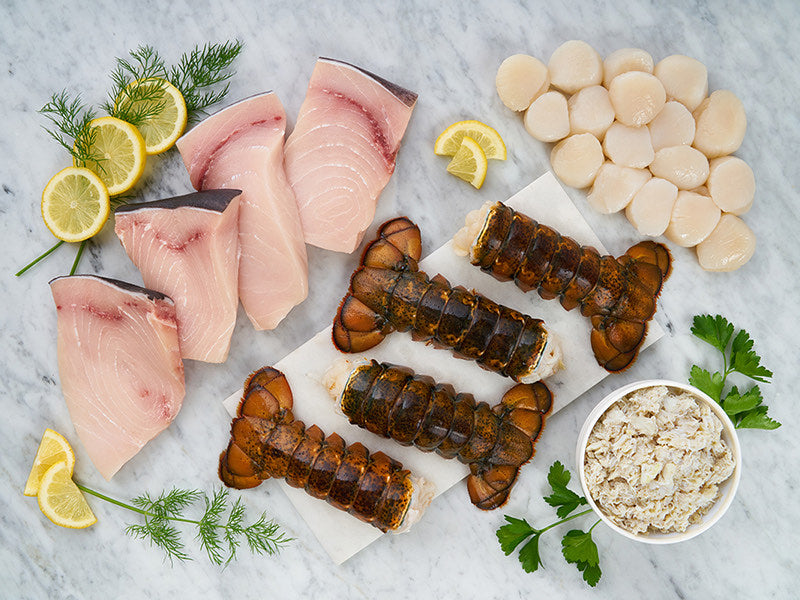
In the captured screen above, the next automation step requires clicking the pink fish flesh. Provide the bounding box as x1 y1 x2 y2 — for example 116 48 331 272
284 58 418 253
177 92 308 330
114 190 241 363
50 276 185 480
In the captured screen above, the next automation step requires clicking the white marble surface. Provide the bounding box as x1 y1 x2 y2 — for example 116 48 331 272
1 0 798 598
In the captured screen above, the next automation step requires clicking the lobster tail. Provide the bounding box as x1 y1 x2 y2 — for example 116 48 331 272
623 240 672 297
457 201 672 372
243 366 294 412
467 464 518 510
333 218 421 352
219 366 430 532
326 360 553 510
362 217 422 270
333 295 391 353
334 216 562 383
467 381 553 510
589 241 672 371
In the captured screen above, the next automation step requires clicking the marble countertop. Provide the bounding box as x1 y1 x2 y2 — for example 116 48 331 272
2 0 798 598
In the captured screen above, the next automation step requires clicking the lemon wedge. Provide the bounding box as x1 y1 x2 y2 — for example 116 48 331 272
446 136 488 189
37 462 96 529
435 120 507 160
77 116 146 195
115 78 188 155
24 429 76 497
41 167 111 242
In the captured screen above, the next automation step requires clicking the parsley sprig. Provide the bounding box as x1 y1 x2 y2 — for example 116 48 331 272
689 314 780 430
497 461 602 587
76 483 291 565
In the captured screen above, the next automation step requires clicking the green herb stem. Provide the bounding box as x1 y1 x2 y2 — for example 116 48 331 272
76 483 200 526
69 240 86 276
538 509 595 535
15 240 65 276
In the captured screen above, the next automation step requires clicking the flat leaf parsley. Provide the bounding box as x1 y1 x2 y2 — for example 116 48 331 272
497 461 602 587
689 314 779 430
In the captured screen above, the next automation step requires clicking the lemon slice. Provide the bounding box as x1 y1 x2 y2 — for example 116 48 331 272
435 120 507 160
446 136 488 189
115 78 188 155
24 429 76 497
37 462 97 529
77 116 146 195
41 167 111 242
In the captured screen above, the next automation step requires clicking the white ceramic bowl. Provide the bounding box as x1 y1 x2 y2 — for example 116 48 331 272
576 379 741 544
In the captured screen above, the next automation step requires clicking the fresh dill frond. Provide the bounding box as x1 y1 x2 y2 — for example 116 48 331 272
76 483 290 565
39 91 101 166
223 497 247 564
197 488 229 565
132 488 202 518
170 40 243 120
244 512 291 556
103 45 169 127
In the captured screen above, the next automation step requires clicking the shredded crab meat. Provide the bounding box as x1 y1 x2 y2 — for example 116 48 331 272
584 385 735 534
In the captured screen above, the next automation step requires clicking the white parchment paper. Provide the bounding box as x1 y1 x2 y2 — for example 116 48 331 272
223 172 664 564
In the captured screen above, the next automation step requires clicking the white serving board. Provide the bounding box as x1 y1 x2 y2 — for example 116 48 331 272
223 172 663 564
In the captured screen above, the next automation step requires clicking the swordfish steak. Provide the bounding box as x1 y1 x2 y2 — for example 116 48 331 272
284 58 418 253
50 275 185 480
115 190 241 363
177 92 308 330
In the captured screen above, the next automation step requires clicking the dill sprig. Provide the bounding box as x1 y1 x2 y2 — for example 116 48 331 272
22 40 244 278
76 483 291 565
103 45 169 127
39 91 102 166
170 40 243 120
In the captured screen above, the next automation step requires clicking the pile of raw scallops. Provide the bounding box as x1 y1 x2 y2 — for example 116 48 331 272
495 40 756 272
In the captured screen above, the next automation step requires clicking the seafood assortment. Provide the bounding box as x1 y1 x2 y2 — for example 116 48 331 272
325 359 553 509
219 366 433 532
332 216 562 382
453 201 671 371
177 92 308 330
497 41 756 271
284 58 418 254
31 35 766 571
114 190 241 363
50 276 185 480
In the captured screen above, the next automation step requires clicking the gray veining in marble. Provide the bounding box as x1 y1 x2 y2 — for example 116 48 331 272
1 0 799 598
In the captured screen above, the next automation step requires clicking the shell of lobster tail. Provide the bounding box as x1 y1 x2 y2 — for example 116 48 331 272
219 366 433 532
325 359 553 510
454 201 672 372
333 217 563 383
332 217 422 353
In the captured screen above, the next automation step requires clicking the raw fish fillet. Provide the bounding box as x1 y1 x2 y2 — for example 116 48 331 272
177 93 308 330
284 58 418 253
114 190 241 363
50 276 185 480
